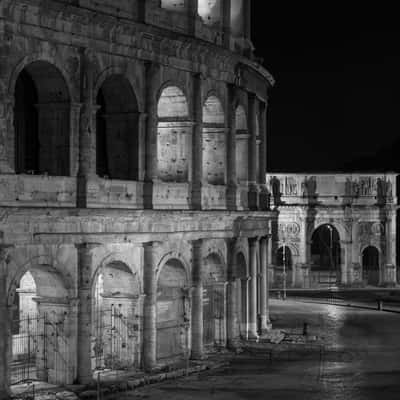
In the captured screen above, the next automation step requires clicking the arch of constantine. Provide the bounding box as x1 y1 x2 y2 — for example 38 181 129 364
0 0 274 396
266 173 398 289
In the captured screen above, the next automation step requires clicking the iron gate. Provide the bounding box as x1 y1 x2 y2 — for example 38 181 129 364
93 305 138 371
11 313 71 385
203 285 225 347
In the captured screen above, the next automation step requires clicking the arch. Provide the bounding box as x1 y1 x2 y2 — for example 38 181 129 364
92 260 140 371
276 246 293 288
202 95 226 185
96 74 139 180
9 262 70 385
202 252 226 347
310 224 341 286
362 246 380 286
13 61 71 176
156 258 189 360
157 85 191 182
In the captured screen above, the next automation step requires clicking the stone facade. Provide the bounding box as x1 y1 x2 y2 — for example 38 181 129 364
266 173 398 289
0 0 274 396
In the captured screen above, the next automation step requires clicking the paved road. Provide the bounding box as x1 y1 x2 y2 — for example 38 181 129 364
112 300 400 399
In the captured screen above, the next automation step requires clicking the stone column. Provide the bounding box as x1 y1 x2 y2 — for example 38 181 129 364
0 96 14 174
248 238 258 338
77 49 97 208
191 239 203 359
259 236 271 334
191 73 204 210
143 62 160 209
222 0 231 48
76 242 99 384
0 246 12 399
226 238 239 348
188 0 199 36
258 102 269 210
143 242 157 370
226 85 237 210
247 94 259 210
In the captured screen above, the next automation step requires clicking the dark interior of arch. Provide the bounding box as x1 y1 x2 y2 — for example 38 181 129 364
276 246 293 268
311 225 341 271
96 75 139 180
14 61 70 176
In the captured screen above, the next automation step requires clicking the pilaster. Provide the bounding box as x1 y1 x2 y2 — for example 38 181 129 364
248 238 258 339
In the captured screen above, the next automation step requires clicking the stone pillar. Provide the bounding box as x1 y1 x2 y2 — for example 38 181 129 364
248 238 258 339
341 240 352 286
247 94 259 210
191 73 204 210
259 237 271 334
226 85 237 210
191 239 203 359
0 246 12 399
258 102 269 210
143 62 160 209
0 96 14 174
188 0 199 35
76 243 99 384
222 0 231 48
143 242 157 370
77 49 97 208
225 238 239 348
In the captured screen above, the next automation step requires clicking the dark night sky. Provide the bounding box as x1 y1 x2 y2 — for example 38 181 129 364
252 6 400 173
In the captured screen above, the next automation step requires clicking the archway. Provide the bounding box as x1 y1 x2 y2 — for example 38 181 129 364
11 265 70 385
157 86 191 182
235 252 247 339
92 261 140 372
202 96 226 185
96 75 139 180
362 246 380 286
202 253 226 348
14 61 71 176
276 246 293 288
311 224 341 287
156 259 189 360
235 105 248 183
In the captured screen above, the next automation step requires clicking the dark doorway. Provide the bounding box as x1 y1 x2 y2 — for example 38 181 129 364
362 246 380 286
14 61 71 176
311 224 341 286
96 75 139 180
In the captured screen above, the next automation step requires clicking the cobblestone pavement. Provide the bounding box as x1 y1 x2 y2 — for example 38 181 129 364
111 300 400 400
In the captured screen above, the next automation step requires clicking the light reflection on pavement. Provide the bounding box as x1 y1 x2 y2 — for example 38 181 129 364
111 300 400 400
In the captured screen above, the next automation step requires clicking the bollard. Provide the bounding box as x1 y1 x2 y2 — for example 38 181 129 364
377 299 383 311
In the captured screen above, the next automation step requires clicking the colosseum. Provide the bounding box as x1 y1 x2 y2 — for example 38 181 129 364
0 0 274 396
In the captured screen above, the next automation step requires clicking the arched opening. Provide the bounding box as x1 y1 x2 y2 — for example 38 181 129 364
235 105 248 182
157 86 191 182
311 224 341 287
362 246 380 286
156 259 189 361
203 253 226 348
96 75 139 180
11 266 70 385
276 246 293 288
161 0 187 11
235 252 247 338
230 0 244 37
202 96 226 185
14 61 71 176
92 262 140 372
198 0 221 25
